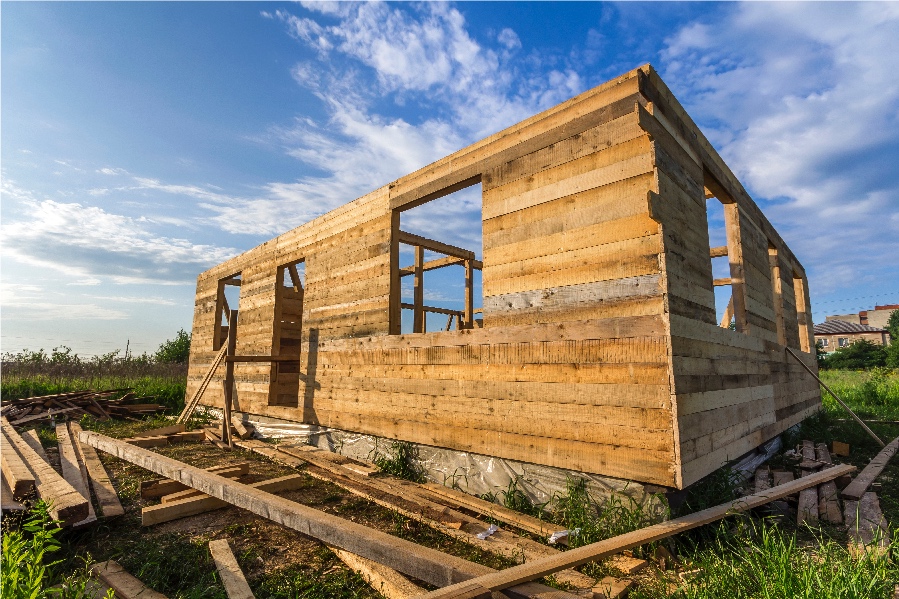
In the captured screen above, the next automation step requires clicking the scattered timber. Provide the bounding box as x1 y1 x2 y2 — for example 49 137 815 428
1 476 25 512
123 431 205 448
1 427 36 497
134 424 186 438
69 422 124 518
330 545 426 599
90 560 168 599
2 419 87 524
209 539 255 599
141 463 250 499
80 429 578 599
841 435 899 501
814 443 841 524
55 423 97 527
845 492 890 555
2 389 165 426
142 475 306 526
414 464 855 599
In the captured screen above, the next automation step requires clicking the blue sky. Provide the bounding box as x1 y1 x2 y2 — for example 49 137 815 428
2 2 898 356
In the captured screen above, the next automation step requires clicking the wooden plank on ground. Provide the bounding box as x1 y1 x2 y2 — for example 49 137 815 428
134 424 186 438
592 576 634 599
1 427 36 497
419 483 556 537
1 419 87 524
208 539 255 599
141 463 249 499
69 422 124 518
56 423 97 528
142 475 306 525
815 443 842 524
845 492 890 555
841 435 899 501
330 545 425 599
414 464 856 599
79 429 577 599
161 469 247 503
90 560 168 599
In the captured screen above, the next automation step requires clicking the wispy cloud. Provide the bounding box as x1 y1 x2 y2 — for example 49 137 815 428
1 179 240 285
661 3 899 295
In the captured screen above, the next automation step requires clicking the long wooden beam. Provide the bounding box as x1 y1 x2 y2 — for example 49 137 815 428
414 464 856 599
209 540 255 599
397 231 475 261
78 430 575 599
841 435 899 501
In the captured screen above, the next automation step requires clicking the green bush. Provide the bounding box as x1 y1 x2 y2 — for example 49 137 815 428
821 339 886 370
154 329 191 364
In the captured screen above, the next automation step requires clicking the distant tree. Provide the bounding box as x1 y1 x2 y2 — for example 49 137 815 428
887 309 899 342
155 329 191 364
821 339 887 370
886 340 899 368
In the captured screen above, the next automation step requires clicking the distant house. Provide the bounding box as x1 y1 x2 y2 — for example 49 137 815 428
825 304 898 330
814 320 890 352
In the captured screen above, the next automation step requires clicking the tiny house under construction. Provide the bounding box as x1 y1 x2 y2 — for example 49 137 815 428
186 65 820 490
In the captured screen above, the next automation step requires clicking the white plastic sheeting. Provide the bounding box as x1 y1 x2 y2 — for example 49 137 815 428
226 411 661 512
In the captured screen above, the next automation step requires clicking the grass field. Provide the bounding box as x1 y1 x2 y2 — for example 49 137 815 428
2 363 898 598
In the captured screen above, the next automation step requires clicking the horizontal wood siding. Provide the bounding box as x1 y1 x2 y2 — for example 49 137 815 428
186 65 816 490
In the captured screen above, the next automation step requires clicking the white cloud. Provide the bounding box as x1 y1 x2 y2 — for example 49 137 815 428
97 167 128 176
1 179 240 285
498 28 521 51
661 3 899 294
2 301 128 321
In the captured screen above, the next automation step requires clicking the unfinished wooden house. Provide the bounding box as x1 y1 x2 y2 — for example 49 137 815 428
187 65 819 490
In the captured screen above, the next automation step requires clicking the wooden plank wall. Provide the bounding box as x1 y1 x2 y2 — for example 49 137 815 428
636 69 820 488
186 64 819 490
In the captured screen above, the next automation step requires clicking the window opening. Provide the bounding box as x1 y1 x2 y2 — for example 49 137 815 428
393 180 483 334
213 273 241 350
793 272 812 352
704 174 747 333
270 259 305 407
768 244 786 346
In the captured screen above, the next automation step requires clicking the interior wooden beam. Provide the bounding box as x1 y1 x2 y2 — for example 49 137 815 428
708 246 728 258
399 257 484 277
413 245 424 334
400 303 465 317
79 430 577 599
416 464 856 599
464 259 473 330
397 230 475 261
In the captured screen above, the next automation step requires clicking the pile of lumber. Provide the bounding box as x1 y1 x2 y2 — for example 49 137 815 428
754 437 896 555
1 389 167 426
1 418 124 525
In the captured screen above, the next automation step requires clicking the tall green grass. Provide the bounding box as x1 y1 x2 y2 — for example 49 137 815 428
819 368 899 420
1 348 187 412
660 519 898 599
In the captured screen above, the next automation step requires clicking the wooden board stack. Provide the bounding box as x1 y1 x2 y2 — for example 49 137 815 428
186 64 820 490
1 390 166 426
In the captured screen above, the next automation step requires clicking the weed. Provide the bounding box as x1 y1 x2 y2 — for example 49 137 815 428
668 520 899 599
370 440 425 483
549 478 663 554
675 466 744 517
500 477 547 518
1 502 109 599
